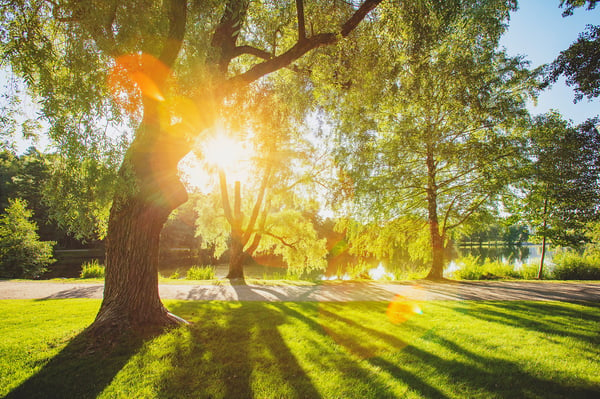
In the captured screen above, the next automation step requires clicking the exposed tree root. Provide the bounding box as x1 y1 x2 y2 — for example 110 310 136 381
84 308 189 351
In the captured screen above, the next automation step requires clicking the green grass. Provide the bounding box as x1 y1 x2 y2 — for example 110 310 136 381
1 299 599 398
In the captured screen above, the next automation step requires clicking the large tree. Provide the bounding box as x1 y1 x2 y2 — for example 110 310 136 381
319 0 539 279
1 0 382 336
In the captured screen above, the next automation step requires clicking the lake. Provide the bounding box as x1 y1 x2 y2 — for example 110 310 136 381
449 243 556 272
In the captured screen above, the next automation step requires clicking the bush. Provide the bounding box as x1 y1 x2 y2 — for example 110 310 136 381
452 255 520 280
552 250 600 280
186 265 215 280
80 259 105 278
518 263 546 280
0 198 55 278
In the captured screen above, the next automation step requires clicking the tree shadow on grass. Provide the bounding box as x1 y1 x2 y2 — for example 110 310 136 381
311 301 600 398
376 331 600 398
5 329 144 399
160 299 433 398
159 300 324 398
441 301 600 346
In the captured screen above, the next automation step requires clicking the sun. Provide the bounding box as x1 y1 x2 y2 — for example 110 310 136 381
203 134 249 172
179 130 254 192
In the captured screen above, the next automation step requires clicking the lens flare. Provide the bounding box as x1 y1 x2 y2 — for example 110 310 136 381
386 294 423 324
158 96 202 139
108 53 169 114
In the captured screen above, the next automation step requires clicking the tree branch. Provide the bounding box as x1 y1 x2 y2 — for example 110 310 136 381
226 0 382 89
243 164 272 243
340 0 379 37
445 194 491 231
232 45 274 60
212 0 250 73
441 195 459 235
159 0 188 70
232 46 307 75
219 169 234 225
296 0 306 42
262 231 297 249
244 199 270 256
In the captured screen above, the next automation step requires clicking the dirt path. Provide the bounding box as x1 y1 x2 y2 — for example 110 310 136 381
1 280 599 302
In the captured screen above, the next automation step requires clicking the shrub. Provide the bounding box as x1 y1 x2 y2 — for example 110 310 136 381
452 255 519 280
80 259 105 278
518 263 546 280
552 250 600 280
0 198 55 278
186 265 215 280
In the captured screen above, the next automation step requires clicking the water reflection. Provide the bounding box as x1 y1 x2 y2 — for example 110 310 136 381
454 244 555 267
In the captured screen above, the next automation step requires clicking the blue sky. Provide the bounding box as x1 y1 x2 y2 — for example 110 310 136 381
499 0 600 123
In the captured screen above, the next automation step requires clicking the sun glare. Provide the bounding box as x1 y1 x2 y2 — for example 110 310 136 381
179 130 255 191
203 134 249 172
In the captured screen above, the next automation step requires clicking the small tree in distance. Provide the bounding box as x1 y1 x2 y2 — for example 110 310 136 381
0 198 55 278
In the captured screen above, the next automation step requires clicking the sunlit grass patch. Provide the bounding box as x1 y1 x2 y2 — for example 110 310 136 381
1 299 599 398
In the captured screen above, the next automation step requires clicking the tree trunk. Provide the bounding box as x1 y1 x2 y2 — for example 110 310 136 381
538 197 549 279
225 180 247 280
87 102 190 338
425 149 444 280
426 207 445 280
226 232 246 280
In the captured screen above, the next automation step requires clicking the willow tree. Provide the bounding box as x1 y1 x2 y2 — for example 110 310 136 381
318 0 540 279
0 0 382 335
194 90 328 280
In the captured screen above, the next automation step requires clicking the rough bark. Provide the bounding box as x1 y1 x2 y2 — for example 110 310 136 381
88 99 190 338
89 190 186 338
426 193 445 280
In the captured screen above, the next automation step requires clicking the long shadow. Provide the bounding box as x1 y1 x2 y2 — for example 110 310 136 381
317 305 450 398
417 281 600 302
160 298 412 398
160 291 324 398
453 301 600 346
266 302 400 397
5 329 144 399
371 341 600 399
310 301 600 398
42 286 103 299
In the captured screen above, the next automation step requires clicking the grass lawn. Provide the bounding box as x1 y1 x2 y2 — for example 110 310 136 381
0 299 599 398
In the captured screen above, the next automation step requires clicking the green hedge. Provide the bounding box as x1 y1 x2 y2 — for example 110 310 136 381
552 250 600 280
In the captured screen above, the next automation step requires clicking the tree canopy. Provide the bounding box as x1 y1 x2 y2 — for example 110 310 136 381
550 0 600 102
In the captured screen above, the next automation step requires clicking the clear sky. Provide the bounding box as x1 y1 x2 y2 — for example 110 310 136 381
499 0 600 123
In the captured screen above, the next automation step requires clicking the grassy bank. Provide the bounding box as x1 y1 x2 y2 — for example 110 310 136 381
1 299 599 398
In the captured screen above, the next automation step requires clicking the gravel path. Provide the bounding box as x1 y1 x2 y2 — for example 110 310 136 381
1 280 599 302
